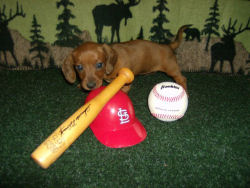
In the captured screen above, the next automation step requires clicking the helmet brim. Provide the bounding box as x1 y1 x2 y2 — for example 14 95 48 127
90 117 146 148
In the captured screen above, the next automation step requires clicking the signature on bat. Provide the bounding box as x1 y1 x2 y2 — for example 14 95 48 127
44 104 91 153
60 104 91 135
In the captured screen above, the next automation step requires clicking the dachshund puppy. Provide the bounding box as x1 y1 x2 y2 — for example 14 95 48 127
62 25 190 93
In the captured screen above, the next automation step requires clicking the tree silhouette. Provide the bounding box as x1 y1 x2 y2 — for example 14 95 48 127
137 26 144 39
48 56 57 69
150 0 173 44
247 55 250 64
201 0 220 51
29 15 48 69
22 57 32 68
54 0 82 47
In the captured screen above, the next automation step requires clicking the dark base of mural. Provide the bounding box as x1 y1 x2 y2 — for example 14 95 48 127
0 29 92 71
176 37 250 75
0 29 249 75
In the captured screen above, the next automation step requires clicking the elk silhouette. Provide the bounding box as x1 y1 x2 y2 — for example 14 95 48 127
0 2 25 67
92 0 140 43
210 18 250 74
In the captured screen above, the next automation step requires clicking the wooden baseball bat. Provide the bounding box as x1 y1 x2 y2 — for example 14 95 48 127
31 68 134 169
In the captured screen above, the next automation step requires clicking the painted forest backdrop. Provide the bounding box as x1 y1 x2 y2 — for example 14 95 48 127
0 0 249 74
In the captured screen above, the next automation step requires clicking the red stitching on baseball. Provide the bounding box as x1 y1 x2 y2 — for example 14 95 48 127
152 113 184 120
153 86 185 102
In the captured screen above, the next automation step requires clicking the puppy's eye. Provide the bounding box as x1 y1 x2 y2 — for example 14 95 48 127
75 65 83 71
96 62 104 70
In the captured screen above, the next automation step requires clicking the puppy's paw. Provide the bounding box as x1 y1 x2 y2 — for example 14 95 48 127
121 85 131 93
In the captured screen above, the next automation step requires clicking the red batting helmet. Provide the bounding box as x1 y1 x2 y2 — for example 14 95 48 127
85 86 147 148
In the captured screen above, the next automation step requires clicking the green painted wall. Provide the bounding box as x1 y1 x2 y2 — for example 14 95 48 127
1 0 249 51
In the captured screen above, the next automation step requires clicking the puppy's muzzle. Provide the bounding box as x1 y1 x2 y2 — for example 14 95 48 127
87 81 96 90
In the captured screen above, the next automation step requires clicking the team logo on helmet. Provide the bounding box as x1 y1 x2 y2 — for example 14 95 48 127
117 108 130 124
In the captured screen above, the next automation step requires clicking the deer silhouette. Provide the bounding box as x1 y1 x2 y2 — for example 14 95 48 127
92 0 140 43
0 2 25 67
210 18 250 74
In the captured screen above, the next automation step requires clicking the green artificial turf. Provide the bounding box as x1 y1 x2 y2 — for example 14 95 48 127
0 68 249 187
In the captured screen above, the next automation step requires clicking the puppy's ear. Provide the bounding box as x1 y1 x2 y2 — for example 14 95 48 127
62 54 76 84
102 44 117 74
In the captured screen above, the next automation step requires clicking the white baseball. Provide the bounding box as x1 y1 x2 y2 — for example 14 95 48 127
148 82 188 122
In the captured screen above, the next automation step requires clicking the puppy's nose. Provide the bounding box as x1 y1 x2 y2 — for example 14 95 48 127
87 81 96 90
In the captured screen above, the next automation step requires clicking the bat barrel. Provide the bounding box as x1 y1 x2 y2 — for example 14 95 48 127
31 68 134 169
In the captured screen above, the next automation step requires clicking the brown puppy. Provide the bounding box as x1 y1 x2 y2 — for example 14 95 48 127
62 25 189 93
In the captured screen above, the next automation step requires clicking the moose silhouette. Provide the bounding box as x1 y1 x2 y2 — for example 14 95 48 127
0 2 25 67
92 0 140 43
210 18 250 74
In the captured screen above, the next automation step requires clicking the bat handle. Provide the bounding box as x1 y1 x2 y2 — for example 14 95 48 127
118 67 134 84
87 67 134 108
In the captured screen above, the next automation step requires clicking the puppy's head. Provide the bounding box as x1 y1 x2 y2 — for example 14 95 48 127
62 42 117 91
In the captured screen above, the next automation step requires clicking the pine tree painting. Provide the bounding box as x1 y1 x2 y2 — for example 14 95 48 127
150 0 173 44
54 0 82 47
30 15 48 69
137 26 144 39
201 0 220 51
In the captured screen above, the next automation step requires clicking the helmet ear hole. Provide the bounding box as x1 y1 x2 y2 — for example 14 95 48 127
85 86 147 148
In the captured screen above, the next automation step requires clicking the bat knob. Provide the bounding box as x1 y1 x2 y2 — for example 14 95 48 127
118 68 134 84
